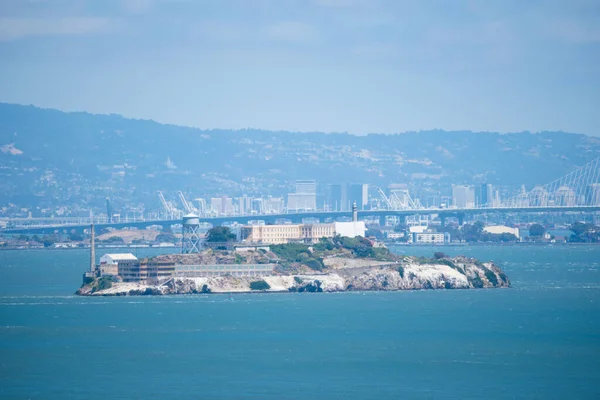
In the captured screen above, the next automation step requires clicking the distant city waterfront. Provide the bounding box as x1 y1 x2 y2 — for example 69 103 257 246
1 245 599 399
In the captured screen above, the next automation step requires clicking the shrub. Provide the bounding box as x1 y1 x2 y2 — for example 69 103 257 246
206 226 236 243
294 276 304 284
298 280 322 293
313 238 334 252
397 266 405 278
201 284 211 293
270 243 311 262
250 280 271 291
91 276 113 293
434 252 447 259
371 247 395 261
484 269 499 286
304 258 325 271
437 259 461 272
498 272 509 284
83 276 94 285
470 274 484 288
98 277 112 290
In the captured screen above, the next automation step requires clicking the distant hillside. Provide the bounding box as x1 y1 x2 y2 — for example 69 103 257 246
1 103 599 211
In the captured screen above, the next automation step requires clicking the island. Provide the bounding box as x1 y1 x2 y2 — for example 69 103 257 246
77 236 510 296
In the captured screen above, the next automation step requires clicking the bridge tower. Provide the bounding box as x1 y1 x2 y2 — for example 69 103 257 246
182 213 201 254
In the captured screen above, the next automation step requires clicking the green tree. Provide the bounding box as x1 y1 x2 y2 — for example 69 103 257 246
569 222 600 243
461 222 485 242
69 232 84 241
206 226 236 243
250 280 271 290
365 228 383 239
393 223 408 233
529 224 545 237
42 236 56 247
103 236 124 243
156 233 177 243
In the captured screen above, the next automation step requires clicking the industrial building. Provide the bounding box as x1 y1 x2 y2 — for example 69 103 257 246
97 253 176 285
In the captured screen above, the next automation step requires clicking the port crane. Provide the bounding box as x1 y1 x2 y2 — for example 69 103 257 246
194 198 208 216
177 191 200 215
158 191 181 220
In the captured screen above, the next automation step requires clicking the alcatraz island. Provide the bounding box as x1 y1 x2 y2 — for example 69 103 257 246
78 205 510 296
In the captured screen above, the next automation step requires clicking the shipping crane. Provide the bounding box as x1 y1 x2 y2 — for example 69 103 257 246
177 191 198 214
194 198 207 216
158 191 181 220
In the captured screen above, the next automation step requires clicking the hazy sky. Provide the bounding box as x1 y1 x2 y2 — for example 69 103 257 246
0 0 599 135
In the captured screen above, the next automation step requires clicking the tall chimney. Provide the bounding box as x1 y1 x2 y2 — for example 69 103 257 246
90 224 96 273
352 202 358 222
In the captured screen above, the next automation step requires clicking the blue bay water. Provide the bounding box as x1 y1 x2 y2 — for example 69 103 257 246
1 245 600 399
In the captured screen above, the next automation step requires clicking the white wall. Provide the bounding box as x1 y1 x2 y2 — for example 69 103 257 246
334 221 366 238
483 225 520 238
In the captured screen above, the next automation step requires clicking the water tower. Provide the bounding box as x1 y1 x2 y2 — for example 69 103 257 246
182 213 201 253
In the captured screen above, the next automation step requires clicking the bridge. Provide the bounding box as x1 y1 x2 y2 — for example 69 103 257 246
2 156 600 234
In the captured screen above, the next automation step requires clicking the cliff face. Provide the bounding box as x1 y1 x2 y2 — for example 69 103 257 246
78 256 510 296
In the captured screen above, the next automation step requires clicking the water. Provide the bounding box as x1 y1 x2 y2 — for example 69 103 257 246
1 246 599 399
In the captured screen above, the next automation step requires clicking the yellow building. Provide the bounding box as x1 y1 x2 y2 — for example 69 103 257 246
241 223 335 244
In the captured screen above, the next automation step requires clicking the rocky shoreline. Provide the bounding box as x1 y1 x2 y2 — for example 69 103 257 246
77 255 510 296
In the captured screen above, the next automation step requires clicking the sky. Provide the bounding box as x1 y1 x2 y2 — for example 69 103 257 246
0 0 599 135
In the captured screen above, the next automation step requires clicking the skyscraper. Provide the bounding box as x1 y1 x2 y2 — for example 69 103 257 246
328 184 344 211
452 185 475 208
295 180 316 195
287 180 317 212
476 183 493 207
348 184 369 210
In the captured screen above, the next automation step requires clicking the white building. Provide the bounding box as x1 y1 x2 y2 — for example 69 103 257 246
409 225 428 233
386 232 406 240
411 232 450 244
99 253 138 265
334 221 366 238
98 253 138 277
483 225 520 238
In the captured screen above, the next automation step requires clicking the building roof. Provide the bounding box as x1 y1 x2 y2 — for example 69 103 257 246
102 253 138 261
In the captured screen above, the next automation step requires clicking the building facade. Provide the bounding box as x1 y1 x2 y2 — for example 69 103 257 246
411 232 450 244
98 253 175 284
288 180 317 212
241 224 335 244
452 185 475 208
